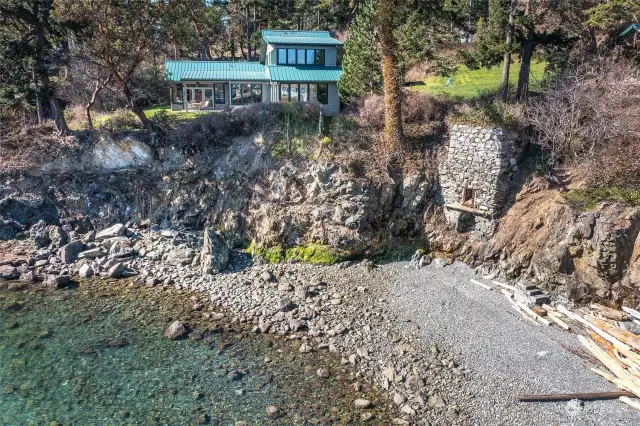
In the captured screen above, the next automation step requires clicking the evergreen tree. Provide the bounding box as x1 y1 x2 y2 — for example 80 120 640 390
338 0 381 102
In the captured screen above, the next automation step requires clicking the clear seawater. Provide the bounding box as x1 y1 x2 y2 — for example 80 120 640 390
0 281 390 425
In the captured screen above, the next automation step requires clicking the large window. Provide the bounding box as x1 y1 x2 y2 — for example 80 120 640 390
280 83 329 104
232 83 262 105
277 48 287 65
214 83 225 104
276 48 326 65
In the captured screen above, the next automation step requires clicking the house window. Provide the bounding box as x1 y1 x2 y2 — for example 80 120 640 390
306 50 315 65
317 84 328 104
299 84 308 102
251 84 262 103
309 84 317 103
287 48 296 64
290 84 300 101
462 188 476 207
297 49 306 64
314 49 325 65
277 48 287 65
280 83 289 101
214 83 225 104
232 83 262 104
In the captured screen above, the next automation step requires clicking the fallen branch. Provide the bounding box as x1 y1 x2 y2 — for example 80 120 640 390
518 390 634 402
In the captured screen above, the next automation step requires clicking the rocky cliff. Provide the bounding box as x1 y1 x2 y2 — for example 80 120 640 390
1 132 638 306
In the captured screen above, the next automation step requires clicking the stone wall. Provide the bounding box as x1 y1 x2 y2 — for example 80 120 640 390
439 124 520 239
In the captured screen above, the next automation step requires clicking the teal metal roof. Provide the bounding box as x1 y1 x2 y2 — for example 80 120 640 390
268 66 342 82
262 30 343 46
165 60 268 81
621 24 640 37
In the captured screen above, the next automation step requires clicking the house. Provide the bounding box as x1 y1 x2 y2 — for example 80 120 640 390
164 30 343 116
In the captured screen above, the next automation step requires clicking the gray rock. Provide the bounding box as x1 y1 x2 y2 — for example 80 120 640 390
354 399 373 409
78 264 94 278
164 321 187 340
96 224 126 241
0 265 19 280
266 405 280 418
58 241 85 264
200 228 229 275
108 262 125 278
316 368 330 378
44 274 73 289
166 248 196 266
19 270 37 284
48 226 68 248
393 393 406 405
428 394 446 409
78 247 105 259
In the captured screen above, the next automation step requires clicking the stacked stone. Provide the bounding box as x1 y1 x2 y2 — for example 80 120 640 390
439 124 519 238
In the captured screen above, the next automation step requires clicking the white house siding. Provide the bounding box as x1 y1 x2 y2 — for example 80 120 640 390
321 83 340 116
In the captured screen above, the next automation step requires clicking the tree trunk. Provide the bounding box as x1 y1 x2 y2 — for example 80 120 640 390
34 20 70 136
86 75 111 130
516 28 535 102
231 38 236 60
500 0 518 100
32 67 43 124
378 0 404 148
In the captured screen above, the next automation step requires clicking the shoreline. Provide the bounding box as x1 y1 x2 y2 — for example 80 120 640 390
1 224 467 425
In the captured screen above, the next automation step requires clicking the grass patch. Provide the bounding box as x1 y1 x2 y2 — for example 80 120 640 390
563 187 640 211
411 61 546 100
247 242 342 265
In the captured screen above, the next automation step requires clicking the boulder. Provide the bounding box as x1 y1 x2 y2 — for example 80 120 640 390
166 248 196 266
19 270 37 284
78 248 105 259
78 264 94 278
48 226 68 248
96 224 127 241
200 228 229 275
108 262 125 278
44 274 73 289
164 321 187 340
58 241 85 264
0 265 19 280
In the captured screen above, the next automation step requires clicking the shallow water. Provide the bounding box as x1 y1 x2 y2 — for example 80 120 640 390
0 281 389 425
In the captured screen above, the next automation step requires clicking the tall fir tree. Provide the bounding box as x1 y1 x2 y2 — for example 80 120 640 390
338 0 381 102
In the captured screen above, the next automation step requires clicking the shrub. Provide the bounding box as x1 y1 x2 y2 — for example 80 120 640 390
356 92 452 129
526 58 640 174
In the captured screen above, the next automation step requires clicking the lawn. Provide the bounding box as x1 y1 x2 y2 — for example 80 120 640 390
410 61 547 99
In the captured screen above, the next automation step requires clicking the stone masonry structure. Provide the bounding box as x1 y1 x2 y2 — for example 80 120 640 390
439 124 520 239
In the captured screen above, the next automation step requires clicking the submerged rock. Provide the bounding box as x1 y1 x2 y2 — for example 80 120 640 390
164 320 187 340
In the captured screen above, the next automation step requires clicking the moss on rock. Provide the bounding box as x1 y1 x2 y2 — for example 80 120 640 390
246 241 342 265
